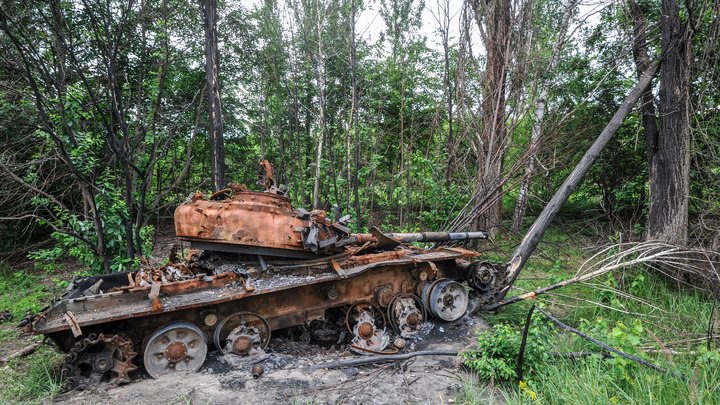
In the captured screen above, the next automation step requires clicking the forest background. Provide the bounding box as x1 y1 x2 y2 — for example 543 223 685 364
1 0 720 403
0 0 718 272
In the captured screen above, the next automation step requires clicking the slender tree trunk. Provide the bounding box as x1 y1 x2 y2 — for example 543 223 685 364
470 0 511 238
435 0 455 187
260 80 267 160
399 58 406 228
648 0 692 245
288 25 305 206
351 0 361 230
312 1 326 209
629 1 660 172
203 0 226 192
511 0 575 232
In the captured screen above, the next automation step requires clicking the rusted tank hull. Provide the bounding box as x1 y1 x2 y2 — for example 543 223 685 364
34 247 475 352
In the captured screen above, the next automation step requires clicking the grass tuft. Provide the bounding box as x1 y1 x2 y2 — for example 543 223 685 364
0 345 63 404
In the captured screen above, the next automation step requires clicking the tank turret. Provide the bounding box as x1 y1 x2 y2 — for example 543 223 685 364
175 160 488 259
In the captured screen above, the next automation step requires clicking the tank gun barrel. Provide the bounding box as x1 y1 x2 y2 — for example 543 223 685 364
346 228 487 250
385 231 487 243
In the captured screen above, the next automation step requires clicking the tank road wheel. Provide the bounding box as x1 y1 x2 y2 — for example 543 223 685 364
61 333 137 391
387 294 426 337
213 312 271 356
143 322 207 379
422 279 469 321
345 301 386 335
346 302 393 355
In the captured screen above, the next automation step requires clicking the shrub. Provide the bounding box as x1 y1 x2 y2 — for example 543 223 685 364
463 310 557 382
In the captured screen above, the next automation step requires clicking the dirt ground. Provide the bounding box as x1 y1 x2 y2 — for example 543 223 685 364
50 313 488 405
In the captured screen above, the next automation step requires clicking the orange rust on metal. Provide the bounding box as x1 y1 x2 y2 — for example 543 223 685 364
252 364 264 378
32 248 472 336
354 234 377 244
64 312 81 337
165 341 188 362
232 336 251 355
408 313 420 327
374 284 394 307
149 282 162 311
358 322 374 340
175 191 309 252
349 241 372 258
330 259 341 273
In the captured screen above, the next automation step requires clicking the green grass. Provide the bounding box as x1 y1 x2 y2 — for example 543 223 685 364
0 344 64 404
0 267 59 323
0 265 65 404
464 230 720 405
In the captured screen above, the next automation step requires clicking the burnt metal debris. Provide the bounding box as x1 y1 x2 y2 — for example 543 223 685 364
27 160 503 390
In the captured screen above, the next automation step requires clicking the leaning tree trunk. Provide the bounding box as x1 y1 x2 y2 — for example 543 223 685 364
648 0 691 245
497 60 660 301
203 0 226 193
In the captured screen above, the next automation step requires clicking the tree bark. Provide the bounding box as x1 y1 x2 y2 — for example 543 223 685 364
312 0 327 210
436 0 455 188
203 0 226 193
351 0 361 231
629 1 660 170
648 0 691 245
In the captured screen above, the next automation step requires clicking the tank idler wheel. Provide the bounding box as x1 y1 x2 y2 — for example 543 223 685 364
469 261 498 292
143 322 207 379
213 312 271 356
422 278 469 321
387 293 426 337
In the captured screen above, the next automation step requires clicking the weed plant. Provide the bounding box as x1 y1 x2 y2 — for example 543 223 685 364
0 265 65 404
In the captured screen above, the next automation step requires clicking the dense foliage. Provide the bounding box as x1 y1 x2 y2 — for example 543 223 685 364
0 0 718 270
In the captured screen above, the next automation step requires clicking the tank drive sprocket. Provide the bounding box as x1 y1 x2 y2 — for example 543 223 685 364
61 332 137 391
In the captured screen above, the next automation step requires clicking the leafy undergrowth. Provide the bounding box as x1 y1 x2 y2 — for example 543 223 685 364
0 271 55 322
460 231 720 404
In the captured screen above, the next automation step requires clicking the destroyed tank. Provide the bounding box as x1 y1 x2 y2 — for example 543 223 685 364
27 160 502 390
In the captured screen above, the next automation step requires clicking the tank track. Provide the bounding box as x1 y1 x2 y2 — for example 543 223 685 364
61 333 137 391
